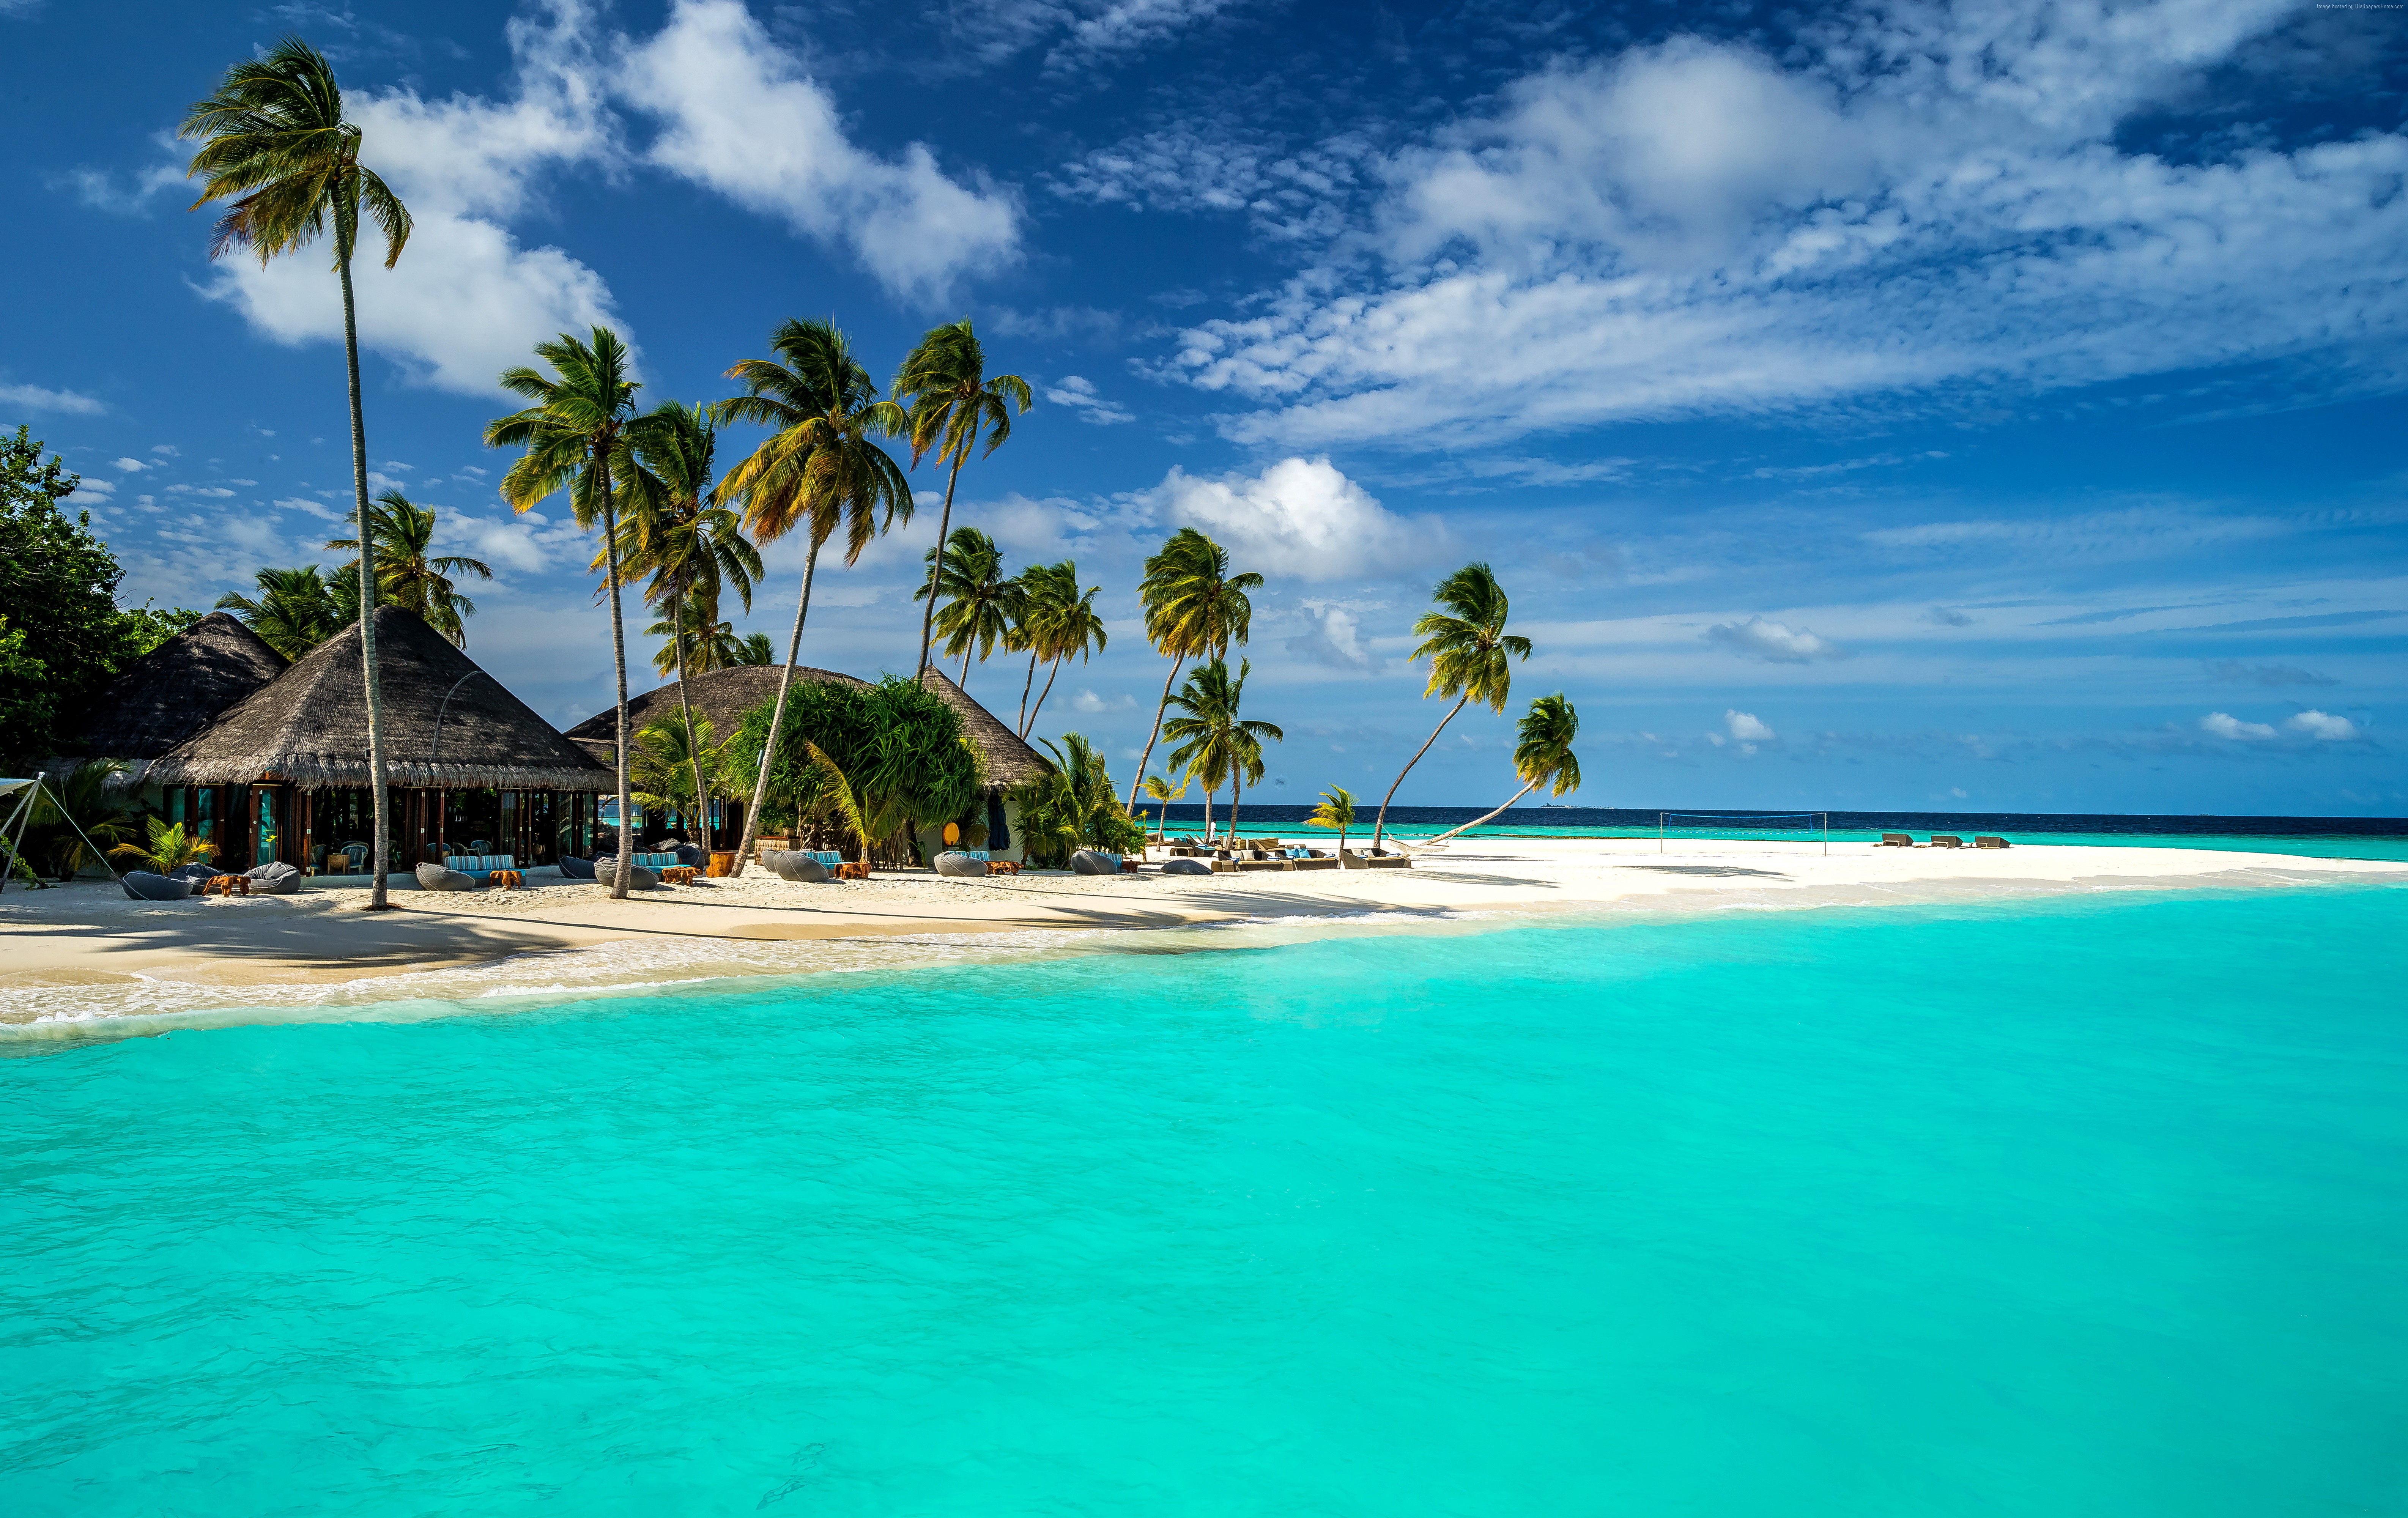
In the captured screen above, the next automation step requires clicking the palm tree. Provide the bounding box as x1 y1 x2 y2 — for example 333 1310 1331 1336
715 318 909 878
1425 695 1580 844
893 320 1032 675
915 526 1013 691
734 632 775 666
325 490 493 645
1014 560 1107 739
631 713 738 836
183 35 411 907
215 565 339 658
1304 786 1359 857
611 401 760 842
485 326 643 899
1372 563 1531 854
110 816 219 876
1139 772 1187 844
1127 528 1262 813
646 601 749 675
1163 657 1282 843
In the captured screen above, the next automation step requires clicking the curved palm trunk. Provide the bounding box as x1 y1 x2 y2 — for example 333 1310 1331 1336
1124 654 1187 812
1016 649 1038 736
1372 693 1468 853
672 589 708 852
1025 655 1065 740
602 475 632 903
1227 775 1242 840
728 535 821 879
914 452 966 674
337 245 394 910
1200 784 1213 845
958 643 973 690
1425 776 1542 845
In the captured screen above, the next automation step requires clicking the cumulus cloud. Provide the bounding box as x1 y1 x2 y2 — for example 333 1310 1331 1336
0 382 105 415
2201 711 2278 740
2286 709 2360 741
1120 456 1439 580
623 0 1019 302
1071 687 1137 712
1043 375 1135 425
1286 603 1375 669
1724 709 1776 742
64 476 115 505
1706 615 1848 663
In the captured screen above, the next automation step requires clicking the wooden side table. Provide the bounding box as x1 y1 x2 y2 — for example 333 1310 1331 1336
490 869 524 890
661 866 699 885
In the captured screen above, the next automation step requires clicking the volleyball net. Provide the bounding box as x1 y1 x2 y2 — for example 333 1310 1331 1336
1658 812 1829 853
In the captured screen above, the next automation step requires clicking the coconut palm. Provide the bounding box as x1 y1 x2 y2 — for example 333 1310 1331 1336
183 35 411 907
646 601 748 675
110 816 219 876
914 527 1013 691
1139 772 1186 844
485 326 643 899
631 712 739 837
1127 528 1262 812
1014 560 1107 739
1425 694 1580 844
215 565 339 658
1304 786 1359 856
734 632 774 666
610 401 759 841
1372 563 1531 853
325 490 493 646
893 320 1032 675
1163 657 1282 843
715 318 909 877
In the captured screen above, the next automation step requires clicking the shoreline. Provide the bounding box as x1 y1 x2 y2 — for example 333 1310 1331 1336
6 838 2403 1035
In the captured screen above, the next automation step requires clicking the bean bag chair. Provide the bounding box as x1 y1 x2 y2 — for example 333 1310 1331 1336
1158 857 1211 876
765 850 831 883
170 862 219 882
671 842 704 868
596 859 659 890
934 851 988 878
121 871 193 900
415 861 477 893
556 855 597 880
1070 850 1122 876
246 861 302 895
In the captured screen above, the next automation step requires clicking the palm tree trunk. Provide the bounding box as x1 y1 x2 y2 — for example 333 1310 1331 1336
337 243 394 911
728 534 820 879
673 589 708 852
1016 649 1038 735
602 466 632 903
958 642 972 690
1228 774 1241 839
1026 655 1064 740
1124 654 1187 812
1372 693 1468 853
915 452 965 674
1201 785 1213 845
1425 776 1541 845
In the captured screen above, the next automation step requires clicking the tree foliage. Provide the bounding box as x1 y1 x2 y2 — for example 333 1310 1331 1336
1010 732 1143 867
728 676 984 862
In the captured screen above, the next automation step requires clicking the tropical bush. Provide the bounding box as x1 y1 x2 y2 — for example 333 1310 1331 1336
1010 734 1143 868
730 674 983 864
110 816 220 876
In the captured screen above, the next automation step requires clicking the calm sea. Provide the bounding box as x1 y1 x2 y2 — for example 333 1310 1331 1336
5 884 2405 1513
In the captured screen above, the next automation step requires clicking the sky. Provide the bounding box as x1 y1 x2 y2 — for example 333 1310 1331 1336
4 0 2405 817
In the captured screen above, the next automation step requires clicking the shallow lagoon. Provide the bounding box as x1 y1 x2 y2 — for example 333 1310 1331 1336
6 887 2405 1515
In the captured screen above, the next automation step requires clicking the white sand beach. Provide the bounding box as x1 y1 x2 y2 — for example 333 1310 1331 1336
5 836 2401 1029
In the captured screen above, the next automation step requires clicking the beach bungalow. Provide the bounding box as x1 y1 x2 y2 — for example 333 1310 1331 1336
137 606 613 875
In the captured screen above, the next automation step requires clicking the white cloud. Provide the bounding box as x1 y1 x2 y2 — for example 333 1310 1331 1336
1071 687 1137 712
0 383 104 416
1724 709 1776 742
623 0 1019 302
1706 615 1849 663
1286 602 1375 669
150 444 178 457
2286 709 2360 741
112 457 149 472
1120 455 1438 579
2201 711 2278 740
65 477 115 505
1043 375 1135 425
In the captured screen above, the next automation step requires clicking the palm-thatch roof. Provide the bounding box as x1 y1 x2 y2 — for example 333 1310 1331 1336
67 611 287 762
146 606 612 791
563 665 871 767
919 667 1047 786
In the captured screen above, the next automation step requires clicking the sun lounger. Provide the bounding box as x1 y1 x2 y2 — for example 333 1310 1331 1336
1930 834 1964 848
1880 832 1915 847
1975 835 2009 849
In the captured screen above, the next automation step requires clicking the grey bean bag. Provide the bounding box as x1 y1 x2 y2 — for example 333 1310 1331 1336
416 861 477 893
1070 849 1121 876
671 842 704 868
934 851 988 878
246 860 302 895
122 871 194 900
597 860 659 890
170 862 219 882
556 855 596 879
1159 857 1211 876
765 850 831 883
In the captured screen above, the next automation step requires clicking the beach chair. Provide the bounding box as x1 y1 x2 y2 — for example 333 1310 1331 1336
1975 835 2010 849
1930 834 1964 848
1880 832 1915 847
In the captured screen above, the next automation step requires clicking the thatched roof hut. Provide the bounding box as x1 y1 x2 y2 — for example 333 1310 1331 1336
67 611 287 761
562 665 870 767
919 668 1047 787
147 606 612 791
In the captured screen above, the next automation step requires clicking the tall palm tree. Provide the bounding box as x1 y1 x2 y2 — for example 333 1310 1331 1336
893 320 1032 675
1163 657 1282 843
914 526 1012 691
215 565 339 658
1372 563 1532 853
1425 694 1581 844
1018 561 1106 740
612 401 759 841
183 35 411 907
325 489 492 645
715 318 909 878
484 326 643 899
1127 528 1262 812
1139 772 1187 844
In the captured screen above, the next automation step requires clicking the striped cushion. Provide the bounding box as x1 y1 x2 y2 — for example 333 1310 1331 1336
448 855 516 876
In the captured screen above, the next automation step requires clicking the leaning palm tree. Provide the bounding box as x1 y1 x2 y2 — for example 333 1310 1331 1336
612 401 759 842
893 320 1032 675
325 490 492 645
1139 772 1187 844
183 35 411 907
1163 657 1282 843
1425 694 1580 844
1372 563 1532 853
1304 786 1360 857
715 318 909 878
485 326 643 899
1127 528 1262 813
1013 559 1107 739
915 526 1013 691
215 565 339 658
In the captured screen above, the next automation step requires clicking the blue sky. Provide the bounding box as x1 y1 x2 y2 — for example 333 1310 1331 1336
5 0 2405 816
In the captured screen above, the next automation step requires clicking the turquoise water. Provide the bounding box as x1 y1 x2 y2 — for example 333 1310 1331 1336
1376 824 2408 862
6 887 2406 1515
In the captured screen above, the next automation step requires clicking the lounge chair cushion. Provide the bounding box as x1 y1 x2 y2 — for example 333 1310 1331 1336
1070 850 1121 876
246 861 302 894
557 855 597 879
765 850 832 883
1159 857 1212 876
415 862 478 893
121 871 192 901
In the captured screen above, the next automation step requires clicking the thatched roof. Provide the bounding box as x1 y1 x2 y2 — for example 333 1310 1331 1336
146 606 613 791
920 667 1048 786
563 665 870 767
67 611 287 761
